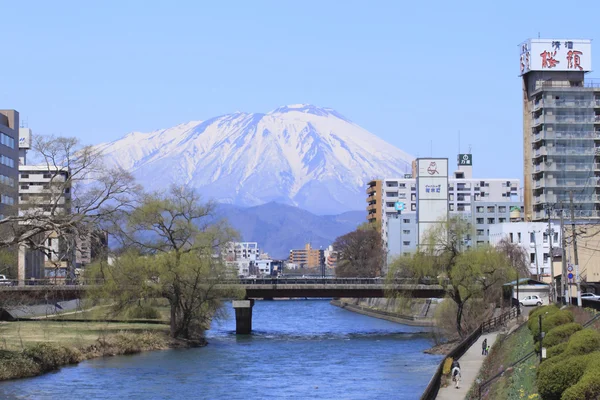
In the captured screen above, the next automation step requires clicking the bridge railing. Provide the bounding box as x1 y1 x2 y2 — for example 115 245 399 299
0 277 445 288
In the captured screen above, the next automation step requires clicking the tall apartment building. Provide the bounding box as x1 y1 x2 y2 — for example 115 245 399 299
18 165 72 280
0 110 18 220
289 243 324 269
369 153 521 253
520 39 600 221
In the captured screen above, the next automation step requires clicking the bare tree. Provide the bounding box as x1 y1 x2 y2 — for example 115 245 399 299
333 225 384 278
0 136 138 272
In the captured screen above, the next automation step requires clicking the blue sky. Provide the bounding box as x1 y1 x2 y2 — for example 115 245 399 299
2 0 600 180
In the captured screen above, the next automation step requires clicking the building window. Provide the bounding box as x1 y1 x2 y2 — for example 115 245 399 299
0 133 15 149
530 253 535 263
403 241 410 246
543 233 548 243
518 232 522 243
487 206 495 213
411 204 416 211
403 219 410 224
0 155 14 168
403 230 410 234
449 203 454 211
543 253 549 264
487 218 495 224
530 232 535 242
476 206 484 213
554 232 559 242
411 194 416 201
477 229 484 235
476 218 484 224
386 202 395 207
20 174 29 179
499 218 506 223
499 206 507 213
510 233 514 243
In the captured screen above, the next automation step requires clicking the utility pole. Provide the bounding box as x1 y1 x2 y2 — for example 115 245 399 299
569 191 581 306
560 203 568 305
546 204 555 303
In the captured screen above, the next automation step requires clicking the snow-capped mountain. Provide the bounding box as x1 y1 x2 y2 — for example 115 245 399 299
96 104 414 214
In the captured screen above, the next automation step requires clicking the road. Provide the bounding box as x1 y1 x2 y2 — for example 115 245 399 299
436 332 498 400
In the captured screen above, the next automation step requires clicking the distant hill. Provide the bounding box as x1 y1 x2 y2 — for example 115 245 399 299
215 202 365 259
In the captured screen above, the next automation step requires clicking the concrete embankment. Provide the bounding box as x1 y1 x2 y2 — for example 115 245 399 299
331 297 436 327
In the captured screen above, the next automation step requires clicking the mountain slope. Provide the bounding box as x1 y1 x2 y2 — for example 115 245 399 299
97 104 414 214
215 202 365 259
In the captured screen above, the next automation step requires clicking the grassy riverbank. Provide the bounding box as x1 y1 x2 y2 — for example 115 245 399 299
0 319 197 381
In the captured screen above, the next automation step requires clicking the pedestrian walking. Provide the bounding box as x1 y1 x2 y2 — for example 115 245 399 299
482 338 487 356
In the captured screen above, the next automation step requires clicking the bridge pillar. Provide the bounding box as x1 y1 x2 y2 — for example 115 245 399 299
232 299 254 334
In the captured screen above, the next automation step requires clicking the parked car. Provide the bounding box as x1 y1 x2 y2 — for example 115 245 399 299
519 295 543 306
0 275 12 286
581 293 600 300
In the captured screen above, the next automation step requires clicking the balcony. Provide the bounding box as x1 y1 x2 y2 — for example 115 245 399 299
533 147 547 157
544 100 594 108
533 209 600 220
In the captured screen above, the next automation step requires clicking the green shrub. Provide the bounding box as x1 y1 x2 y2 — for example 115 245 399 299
561 368 600 400
543 323 583 348
529 305 560 330
125 305 160 320
546 342 568 359
531 310 574 342
564 329 600 357
442 357 453 375
537 353 595 400
23 343 82 372
0 350 41 380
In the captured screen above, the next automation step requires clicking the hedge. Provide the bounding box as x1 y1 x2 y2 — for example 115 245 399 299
546 342 568 360
531 310 574 342
563 329 600 357
537 352 596 400
561 368 600 400
528 305 560 331
543 323 583 348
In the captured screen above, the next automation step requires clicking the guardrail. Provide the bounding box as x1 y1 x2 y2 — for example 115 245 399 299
0 277 445 288
420 307 519 400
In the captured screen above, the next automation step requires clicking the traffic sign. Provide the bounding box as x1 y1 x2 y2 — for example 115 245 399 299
568 273 574 280
568 265 574 272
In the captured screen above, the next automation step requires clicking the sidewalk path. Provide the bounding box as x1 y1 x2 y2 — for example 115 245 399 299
436 332 498 400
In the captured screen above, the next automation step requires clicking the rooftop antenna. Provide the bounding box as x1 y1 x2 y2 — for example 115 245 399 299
468 144 472 154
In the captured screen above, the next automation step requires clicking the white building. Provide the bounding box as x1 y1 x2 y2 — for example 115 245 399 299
224 242 270 277
489 221 561 277
375 153 522 253
18 165 72 281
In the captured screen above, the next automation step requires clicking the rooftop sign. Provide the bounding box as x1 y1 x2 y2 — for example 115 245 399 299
519 39 591 76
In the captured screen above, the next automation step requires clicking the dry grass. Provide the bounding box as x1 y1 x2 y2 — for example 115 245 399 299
0 320 169 351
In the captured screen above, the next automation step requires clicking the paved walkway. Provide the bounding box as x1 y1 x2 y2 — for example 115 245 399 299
436 332 499 400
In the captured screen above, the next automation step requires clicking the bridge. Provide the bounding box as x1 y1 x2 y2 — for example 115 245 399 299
0 277 446 334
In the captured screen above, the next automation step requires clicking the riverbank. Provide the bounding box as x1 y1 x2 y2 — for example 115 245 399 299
0 320 202 381
330 298 435 327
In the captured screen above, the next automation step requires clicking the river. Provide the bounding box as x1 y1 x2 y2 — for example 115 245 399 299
0 300 442 400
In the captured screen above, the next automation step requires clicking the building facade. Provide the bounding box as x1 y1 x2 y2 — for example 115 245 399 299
0 110 18 221
371 153 522 257
289 243 324 269
520 38 600 221
18 165 72 280
489 221 561 277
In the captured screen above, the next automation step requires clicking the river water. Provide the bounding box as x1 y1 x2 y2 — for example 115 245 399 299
0 300 442 400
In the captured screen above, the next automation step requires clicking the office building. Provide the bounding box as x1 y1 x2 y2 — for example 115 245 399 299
520 38 600 221
0 110 18 221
